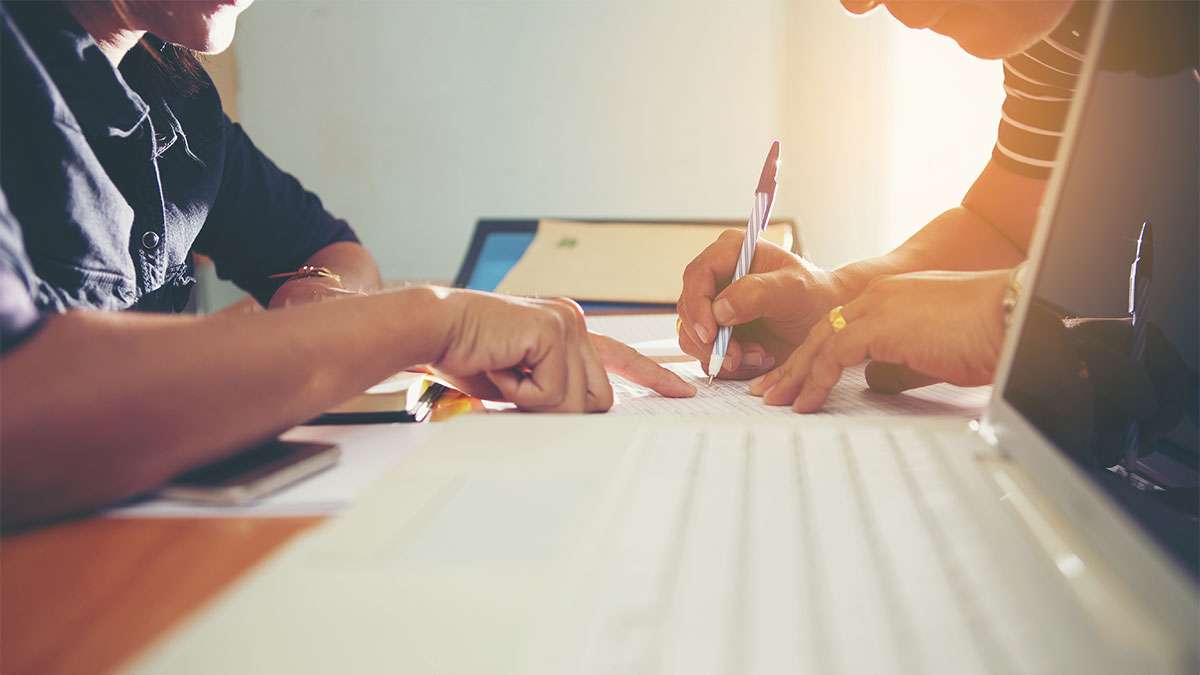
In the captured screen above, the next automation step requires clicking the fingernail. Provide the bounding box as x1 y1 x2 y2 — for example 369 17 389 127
693 322 710 344
713 299 734 324
748 374 765 394
744 352 763 368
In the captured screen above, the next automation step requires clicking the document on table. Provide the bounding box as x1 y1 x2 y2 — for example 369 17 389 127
495 220 792 304
611 361 990 418
587 313 679 346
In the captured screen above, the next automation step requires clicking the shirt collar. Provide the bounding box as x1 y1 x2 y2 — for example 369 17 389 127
6 1 150 138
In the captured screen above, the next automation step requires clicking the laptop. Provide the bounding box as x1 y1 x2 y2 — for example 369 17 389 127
133 3 1197 672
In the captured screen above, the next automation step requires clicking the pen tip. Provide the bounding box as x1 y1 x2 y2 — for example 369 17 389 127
707 375 715 386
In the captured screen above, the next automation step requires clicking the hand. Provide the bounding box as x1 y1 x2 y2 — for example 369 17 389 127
268 278 363 309
429 291 693 412
676 230 847 380
750 270 1009 412
430 291 607 412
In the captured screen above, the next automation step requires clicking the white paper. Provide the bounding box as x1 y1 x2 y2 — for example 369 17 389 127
587 313 679 345
611 361 990 418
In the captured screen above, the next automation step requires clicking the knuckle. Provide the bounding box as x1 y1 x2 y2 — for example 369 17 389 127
541 309 568 337
553 296 586 322
682 259 698 278
547 296 580 318
595 386 615 411
681 258 707 284
741 274 769 303
718 229 742 244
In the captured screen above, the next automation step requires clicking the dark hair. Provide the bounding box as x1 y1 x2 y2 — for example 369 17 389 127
136 39 208 97
110 0 209 97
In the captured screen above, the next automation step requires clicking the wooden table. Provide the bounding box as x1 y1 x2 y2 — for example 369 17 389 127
1 516 322 674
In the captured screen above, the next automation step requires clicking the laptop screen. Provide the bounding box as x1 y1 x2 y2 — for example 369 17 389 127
1002 3 1198 576
464 231 537 292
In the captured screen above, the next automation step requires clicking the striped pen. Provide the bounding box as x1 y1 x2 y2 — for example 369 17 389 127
707 140 781 384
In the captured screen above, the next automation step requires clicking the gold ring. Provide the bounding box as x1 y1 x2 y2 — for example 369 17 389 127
675 316 684 336
828 305 848 333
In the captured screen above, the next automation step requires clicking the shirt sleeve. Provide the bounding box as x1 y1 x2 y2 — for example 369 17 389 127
0 188 47 354
194 116 360 307
990 2 1091 180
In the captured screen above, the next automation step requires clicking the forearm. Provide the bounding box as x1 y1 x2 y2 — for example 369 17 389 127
0 286 447 527
833 205 1027 297
833 159 1045 298
301 240 382 293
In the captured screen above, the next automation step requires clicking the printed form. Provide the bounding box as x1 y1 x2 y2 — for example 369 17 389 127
612 361 990 419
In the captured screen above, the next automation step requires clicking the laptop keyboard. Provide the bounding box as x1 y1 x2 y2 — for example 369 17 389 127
573 424 1056 675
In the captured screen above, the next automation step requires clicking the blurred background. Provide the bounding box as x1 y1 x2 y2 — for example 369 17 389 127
198 0 1002 309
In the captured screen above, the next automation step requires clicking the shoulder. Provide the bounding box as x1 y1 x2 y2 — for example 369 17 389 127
991 5 1093 180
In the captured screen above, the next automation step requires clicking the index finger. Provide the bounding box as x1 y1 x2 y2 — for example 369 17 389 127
591 333 696 398
754 300 868 404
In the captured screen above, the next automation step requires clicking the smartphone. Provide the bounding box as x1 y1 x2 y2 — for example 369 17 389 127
159 439 340 506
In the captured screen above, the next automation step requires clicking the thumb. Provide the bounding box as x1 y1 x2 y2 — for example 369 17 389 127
712 271 784 326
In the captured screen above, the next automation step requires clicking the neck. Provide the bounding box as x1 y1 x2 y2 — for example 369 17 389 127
63 1 146 67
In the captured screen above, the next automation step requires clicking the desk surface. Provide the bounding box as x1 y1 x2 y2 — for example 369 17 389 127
1 515 322 675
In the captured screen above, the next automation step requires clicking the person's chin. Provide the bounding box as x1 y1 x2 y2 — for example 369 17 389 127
945 34 1019 60
194 29 236 55
931 9 1033 60
174 16 238 54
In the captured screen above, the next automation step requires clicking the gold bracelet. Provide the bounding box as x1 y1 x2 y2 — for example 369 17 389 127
1001 262 1028 325
268 265 343 287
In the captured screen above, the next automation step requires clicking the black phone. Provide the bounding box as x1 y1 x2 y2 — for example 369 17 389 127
159 439 340 506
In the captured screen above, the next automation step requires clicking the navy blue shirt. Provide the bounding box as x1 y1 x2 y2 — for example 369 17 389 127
0 1 358 352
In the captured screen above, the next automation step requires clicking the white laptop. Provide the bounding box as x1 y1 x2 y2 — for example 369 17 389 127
133 3 1198 673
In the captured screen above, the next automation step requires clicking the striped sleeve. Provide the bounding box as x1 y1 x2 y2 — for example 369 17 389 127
992 4 1093 179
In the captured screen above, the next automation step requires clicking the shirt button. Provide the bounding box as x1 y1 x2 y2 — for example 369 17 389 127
141 231 160 250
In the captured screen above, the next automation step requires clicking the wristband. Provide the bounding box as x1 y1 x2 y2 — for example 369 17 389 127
268 265 343 287
1001 263 1029 325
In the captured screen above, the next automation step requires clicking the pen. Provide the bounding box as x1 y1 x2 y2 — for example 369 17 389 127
1122 221 1153 468
707 140 781 384
411 381 449 422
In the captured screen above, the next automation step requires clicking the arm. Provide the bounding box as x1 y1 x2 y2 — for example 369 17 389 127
267 240 383 308
676 159 1045 380
746 162 1047 410
194 116 369 307
1 288 444 528
832 159 1044 296
298 240 382 293
1 284 694 528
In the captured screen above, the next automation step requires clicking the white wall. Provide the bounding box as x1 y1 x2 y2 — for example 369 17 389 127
224 0 1001 289
778 0 1002 267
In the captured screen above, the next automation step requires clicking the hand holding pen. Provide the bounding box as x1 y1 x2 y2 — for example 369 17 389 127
676 141 862 382
706 141 781 384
